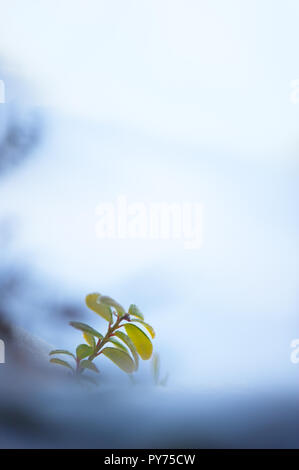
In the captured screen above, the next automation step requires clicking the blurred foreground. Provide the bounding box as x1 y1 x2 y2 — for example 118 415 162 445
0 335 298 449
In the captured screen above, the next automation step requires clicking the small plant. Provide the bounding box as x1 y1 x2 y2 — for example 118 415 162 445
49 293 155 383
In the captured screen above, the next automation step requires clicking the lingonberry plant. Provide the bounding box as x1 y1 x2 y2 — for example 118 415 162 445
49 293 155 383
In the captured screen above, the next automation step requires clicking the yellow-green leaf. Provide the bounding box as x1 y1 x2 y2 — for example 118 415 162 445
50 358 74 371
85 293 112 322
80 360 99 373
124 324 153 360
131 319 155 339
102 347 135 373
108 337 129 353
76 344 93 360
83 332 96 349
128 304 144 320
114 331 139 370
49 349 76 360
69 321 103 339
99 295 126 316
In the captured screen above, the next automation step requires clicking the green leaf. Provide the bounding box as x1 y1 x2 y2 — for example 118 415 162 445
131 319 155 339
83 332 96 349
114 331 139 370
124 323 153 360
69 321 103 339
85 293 113 322
108 337 129 353
99 295 126 316
80 360 99 373
49 349 76 360
50 358 74 371
76 344 93 360
128 304 144 320
102 347 135 373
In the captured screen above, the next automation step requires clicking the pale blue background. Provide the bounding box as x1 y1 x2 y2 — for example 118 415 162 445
0 0 298 392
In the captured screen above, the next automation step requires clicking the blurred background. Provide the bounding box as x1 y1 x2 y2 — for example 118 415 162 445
0 0 298 448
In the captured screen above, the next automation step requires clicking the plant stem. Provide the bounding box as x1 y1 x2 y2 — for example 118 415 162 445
87 315 125 362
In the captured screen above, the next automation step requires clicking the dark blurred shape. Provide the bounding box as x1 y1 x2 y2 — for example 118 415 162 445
0 63 42 343
56 304 83 320
0 64 42 345
0 110 41 177
0 62 85 362
0 309 12 342
0 64 43 177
